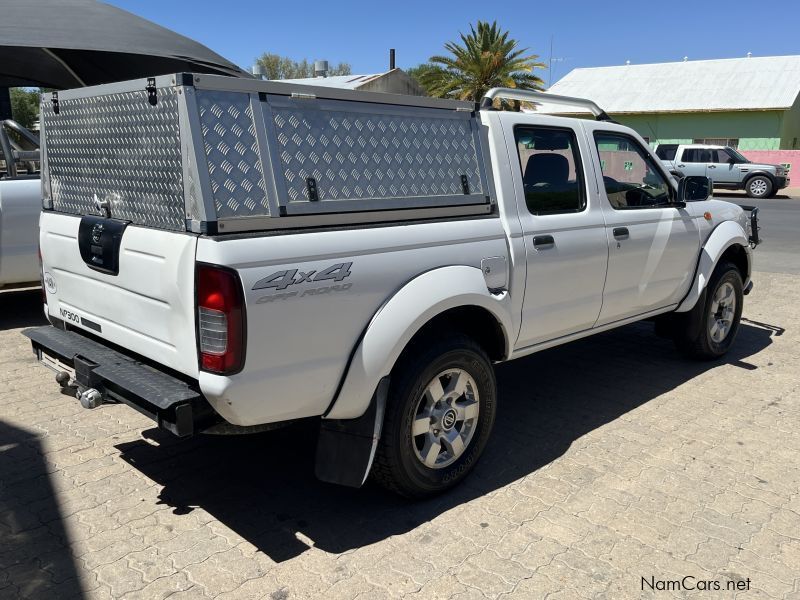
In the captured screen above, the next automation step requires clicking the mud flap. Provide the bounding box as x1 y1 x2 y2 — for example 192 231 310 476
314 377 389 488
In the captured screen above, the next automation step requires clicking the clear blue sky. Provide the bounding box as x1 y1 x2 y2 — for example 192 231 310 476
111 0 799 85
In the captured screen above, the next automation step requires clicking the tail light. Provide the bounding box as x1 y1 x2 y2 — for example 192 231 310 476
196 264 246 374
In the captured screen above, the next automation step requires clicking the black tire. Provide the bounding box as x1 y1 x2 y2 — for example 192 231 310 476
674 261 743 359
745 175 772 199
371 333 496 498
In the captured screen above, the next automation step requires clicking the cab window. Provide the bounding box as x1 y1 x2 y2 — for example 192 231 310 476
594 132 672 209
514 126 585 215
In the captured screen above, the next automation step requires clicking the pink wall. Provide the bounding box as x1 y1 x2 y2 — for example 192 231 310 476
740 150 799 185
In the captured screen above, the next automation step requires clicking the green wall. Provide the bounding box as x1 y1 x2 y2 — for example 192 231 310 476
779 94 800 149
612 110 788 150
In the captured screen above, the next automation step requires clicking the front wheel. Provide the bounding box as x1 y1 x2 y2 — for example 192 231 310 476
371 334 496 498
674 262 743 359
745 175 772 198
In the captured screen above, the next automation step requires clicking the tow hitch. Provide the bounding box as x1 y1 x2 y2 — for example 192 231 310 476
53 364 108 410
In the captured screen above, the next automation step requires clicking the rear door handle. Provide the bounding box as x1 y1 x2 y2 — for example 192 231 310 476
613 227 629 239
532 234 555 249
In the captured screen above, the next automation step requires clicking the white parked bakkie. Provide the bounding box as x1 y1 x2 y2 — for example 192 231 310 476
25 77 760 497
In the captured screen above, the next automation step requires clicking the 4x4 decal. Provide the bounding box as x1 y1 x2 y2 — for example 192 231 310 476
252 262 352 291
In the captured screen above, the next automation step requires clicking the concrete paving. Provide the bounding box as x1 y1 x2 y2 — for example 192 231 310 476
1 269 799 599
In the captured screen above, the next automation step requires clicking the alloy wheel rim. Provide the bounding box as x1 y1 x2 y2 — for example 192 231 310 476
411 368 480 469
750 179 767 196
709 281 736 343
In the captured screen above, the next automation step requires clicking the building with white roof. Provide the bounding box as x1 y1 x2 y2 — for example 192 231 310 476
279 69 425 97
542 55 800 152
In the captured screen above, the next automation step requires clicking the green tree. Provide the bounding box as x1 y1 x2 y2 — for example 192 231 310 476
10 88 40 129
417 21 545 105
255 53 352 79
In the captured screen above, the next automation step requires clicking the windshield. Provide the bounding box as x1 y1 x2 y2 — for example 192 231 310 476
727 147 750 163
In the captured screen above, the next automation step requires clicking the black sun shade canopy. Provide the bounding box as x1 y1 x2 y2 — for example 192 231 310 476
0 0 250 88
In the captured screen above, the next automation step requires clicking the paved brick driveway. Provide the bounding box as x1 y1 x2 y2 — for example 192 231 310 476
1 272 798 599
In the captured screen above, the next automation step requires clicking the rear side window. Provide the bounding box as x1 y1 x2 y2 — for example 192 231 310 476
683 148 713 163
514 126 585 215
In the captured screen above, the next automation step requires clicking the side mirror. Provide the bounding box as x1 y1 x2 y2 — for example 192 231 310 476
678 175 711 202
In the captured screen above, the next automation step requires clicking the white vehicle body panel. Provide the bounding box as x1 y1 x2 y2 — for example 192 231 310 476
0 178 41 287
327 265 513 420
196 219 509 425
39 211 199 376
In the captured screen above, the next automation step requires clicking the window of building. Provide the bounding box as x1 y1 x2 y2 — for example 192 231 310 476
514 126 586 215
693 138 739 149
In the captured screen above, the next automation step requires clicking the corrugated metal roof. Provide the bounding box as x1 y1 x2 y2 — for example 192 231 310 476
541 55 800 114
277 73 384 89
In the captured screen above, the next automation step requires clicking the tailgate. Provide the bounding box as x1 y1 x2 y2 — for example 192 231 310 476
40 210 200 377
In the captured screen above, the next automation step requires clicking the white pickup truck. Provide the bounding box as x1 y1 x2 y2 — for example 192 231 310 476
24 76 760 497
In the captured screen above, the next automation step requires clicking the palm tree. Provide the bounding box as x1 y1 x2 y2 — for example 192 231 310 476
417 21 545 105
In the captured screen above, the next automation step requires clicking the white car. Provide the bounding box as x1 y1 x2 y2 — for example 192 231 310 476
24 76 759 497
0 119 41 289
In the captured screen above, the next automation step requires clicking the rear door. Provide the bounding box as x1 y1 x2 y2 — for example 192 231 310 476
676 148 711 178
500 114 609 348
587 128 700 325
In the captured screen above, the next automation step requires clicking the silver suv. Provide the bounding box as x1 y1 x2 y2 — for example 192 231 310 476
657 144 789 198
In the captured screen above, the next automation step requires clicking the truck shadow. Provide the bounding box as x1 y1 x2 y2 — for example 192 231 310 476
0 421 86 598
115 320 778 563
0 289 47 331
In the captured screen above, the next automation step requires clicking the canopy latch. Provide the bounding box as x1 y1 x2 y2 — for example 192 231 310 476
146 78 157 106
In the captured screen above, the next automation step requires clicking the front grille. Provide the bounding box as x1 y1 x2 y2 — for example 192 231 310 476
41 88 185 231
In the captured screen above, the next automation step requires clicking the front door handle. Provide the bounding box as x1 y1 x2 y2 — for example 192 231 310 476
708 165 717 169
677 164 685 168
613 227 629 239
533 234 555 249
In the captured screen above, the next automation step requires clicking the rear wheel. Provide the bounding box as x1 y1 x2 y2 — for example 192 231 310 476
674 261 743 359
745 175 772 198
371 333 496 498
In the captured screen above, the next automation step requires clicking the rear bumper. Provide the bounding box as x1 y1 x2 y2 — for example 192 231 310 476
23 325 219 437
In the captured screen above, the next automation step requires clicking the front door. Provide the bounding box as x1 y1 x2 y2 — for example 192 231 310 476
589 129 701 325
706 147 742 185
503 119 609 348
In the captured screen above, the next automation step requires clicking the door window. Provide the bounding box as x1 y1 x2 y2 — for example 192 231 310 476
682 148 713 163
514 126 586 215
594 132 672 209
713 148 733 163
